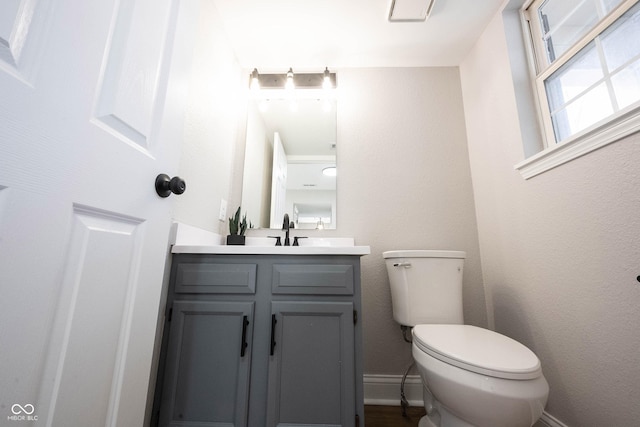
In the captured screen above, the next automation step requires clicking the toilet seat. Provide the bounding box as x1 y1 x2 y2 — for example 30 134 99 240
412 324 542 380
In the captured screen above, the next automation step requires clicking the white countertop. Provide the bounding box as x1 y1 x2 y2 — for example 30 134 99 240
171 244 371 256
170 222 370 256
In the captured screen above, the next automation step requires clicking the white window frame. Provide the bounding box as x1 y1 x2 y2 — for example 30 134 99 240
515 0 640 179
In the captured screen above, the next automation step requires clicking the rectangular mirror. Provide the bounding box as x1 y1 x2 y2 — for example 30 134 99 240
241 96 337 229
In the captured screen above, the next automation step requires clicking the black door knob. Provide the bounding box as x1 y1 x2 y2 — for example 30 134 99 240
155 174 186 198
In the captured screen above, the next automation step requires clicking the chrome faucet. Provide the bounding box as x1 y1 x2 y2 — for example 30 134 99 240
282 213 291 246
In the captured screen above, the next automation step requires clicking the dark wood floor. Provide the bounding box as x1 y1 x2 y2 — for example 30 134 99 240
364 405 426 427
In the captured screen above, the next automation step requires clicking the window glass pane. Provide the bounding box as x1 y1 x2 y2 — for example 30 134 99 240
545 41 603 111
539 0 625 62
601 1 640 72
611 58 640 109
551 82 613 141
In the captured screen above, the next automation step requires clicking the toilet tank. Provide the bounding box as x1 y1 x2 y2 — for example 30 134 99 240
383 250 466 326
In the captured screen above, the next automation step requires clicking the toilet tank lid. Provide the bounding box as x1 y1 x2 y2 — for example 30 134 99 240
413 324 542 380
383 250 466 259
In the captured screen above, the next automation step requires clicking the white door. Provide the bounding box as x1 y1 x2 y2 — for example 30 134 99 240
269 132 288 228
0 0 197 425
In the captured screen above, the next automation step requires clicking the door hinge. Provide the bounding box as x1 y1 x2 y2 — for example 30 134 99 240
353 310 358 325
355 413 360 427
167 307 173 322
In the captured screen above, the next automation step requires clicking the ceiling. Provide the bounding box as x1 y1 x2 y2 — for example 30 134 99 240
211 0 505 70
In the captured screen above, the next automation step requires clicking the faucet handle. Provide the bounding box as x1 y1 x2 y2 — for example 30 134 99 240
268 236 282 246
292 236 307 246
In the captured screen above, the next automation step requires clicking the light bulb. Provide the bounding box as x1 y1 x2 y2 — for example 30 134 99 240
250 68 260 90
323 67 332 90
285 68 295 91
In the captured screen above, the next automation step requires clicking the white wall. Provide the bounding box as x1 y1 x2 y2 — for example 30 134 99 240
459 9 640 427
172 0 245 235
336 68 487 374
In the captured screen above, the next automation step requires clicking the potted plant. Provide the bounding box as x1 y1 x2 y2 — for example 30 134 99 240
227 206 249 245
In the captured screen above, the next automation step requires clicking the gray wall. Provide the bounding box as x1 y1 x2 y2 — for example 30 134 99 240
459 10 640 427
335 68 487 374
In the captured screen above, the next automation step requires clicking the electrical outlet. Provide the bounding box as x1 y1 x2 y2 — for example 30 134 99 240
219 199 227 221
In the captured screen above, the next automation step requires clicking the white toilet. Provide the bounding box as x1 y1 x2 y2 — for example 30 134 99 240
383 250 549 427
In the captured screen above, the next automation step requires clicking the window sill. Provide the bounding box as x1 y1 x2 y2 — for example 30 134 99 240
515 107 640 179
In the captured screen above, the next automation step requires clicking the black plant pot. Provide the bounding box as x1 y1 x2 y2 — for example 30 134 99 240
226 235 246 245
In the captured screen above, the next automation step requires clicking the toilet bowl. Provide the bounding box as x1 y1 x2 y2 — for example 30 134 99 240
412 324 548 427
383 250 549 427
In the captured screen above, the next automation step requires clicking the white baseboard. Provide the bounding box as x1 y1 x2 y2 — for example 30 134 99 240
363 374 423 407
363 374 567 427
538 412 569 427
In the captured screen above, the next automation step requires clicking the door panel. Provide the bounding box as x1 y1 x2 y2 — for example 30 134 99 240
93 0 176 150
0 0 40 78
0 0 197 425
49 206 145 425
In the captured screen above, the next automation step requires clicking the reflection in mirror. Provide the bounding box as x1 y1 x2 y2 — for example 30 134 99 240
241 96 337 229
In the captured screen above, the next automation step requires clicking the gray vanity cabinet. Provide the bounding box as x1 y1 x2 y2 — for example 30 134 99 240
154 254 364 427
267 301 355 427
157 300 254 427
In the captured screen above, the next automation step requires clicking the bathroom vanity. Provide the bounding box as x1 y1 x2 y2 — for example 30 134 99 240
153 241 369 427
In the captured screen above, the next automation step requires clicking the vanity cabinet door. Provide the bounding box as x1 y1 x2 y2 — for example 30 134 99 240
266 301 356 427
158 300 254 427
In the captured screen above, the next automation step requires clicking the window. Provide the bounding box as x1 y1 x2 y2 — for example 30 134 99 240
516 0 640 178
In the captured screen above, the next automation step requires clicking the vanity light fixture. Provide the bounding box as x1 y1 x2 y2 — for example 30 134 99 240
388 0 435 22
247 68 337 94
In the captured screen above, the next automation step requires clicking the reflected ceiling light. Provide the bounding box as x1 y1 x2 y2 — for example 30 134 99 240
388 0 435 22
322 166 337 177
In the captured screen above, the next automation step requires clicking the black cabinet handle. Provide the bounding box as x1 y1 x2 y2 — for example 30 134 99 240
270 314 277 356
240 315 249 357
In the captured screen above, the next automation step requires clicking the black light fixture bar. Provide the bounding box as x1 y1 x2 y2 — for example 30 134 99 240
248 69 337 89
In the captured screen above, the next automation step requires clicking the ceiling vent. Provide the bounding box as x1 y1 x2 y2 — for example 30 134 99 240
388 0 435 22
